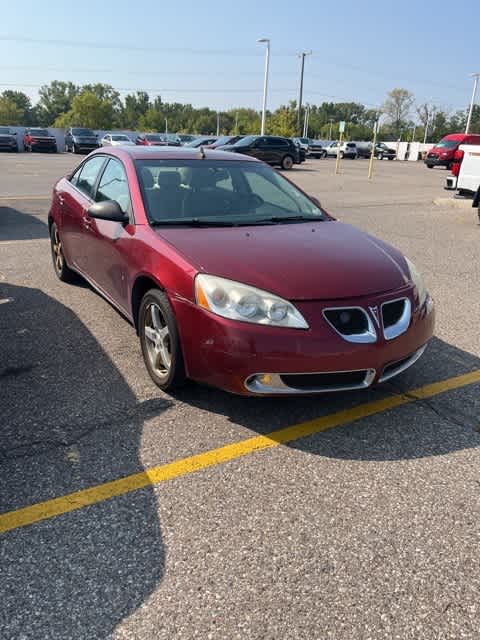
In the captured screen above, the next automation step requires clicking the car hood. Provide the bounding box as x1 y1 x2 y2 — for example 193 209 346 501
156 221 410 300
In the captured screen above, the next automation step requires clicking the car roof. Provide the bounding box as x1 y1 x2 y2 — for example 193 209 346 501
92 146 261 162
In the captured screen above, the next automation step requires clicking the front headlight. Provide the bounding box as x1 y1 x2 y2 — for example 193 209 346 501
405 257 428 307
195 274 309 329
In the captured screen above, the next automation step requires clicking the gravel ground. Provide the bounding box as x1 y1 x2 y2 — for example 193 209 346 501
0 153 479 640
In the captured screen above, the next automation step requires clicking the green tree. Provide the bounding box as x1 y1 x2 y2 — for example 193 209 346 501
1 91 32 124
383 88 415 137
38 81 79 125
0 97 24 125
269 103 297 137
54 91 115 129
121 91 150 129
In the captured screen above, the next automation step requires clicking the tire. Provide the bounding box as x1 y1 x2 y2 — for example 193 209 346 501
426 164 434 169
73 143 79 154
446 162 452 171
388 156 394 160
339 151 344 159
281 155 294 170
139 289 186 391
50 223 77 283
377 153 383 161
322 151 327 158
478 204 480 225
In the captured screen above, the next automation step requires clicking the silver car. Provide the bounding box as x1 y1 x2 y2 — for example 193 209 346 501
101 133 135 147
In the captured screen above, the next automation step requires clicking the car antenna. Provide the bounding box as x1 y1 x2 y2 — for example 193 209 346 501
199 145 206 159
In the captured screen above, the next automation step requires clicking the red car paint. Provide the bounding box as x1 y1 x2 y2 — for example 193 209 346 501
49 147 434 395
425 133 480 168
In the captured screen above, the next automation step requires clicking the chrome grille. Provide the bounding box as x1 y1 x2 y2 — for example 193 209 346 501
323 307 376 344
381 298 411 340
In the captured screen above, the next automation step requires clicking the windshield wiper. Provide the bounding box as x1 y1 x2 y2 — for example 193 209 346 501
254 215 323 224
150 218 239 227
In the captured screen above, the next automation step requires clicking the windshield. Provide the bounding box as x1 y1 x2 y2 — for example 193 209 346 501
435 139 458 149
112 135 130 141
0 127 11 134
145 134 163 141
30 129 49 136
136 159 325 226
72 128 94 136
232 135 257 148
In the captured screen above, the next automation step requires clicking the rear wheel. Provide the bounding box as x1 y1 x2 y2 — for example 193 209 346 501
73 143 79 154
139 289 186 391
50 223 77 283
377 152 383 160
281 155 294 170
426 164 434 169
388 156 394 160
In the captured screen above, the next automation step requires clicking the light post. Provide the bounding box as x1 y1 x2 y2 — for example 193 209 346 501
297 50 312 136
465 73 480 134
328 118 334 140
257 38 270 135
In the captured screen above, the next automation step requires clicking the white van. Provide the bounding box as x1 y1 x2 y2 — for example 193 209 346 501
445 144 480 195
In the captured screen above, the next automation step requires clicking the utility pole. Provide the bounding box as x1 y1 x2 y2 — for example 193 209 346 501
257 38 270 135
465 73 480 134
216 113 220 136
165 118 168 134
303 105 310 138
235 111 239 134
328 118 334 140
297 50 312 136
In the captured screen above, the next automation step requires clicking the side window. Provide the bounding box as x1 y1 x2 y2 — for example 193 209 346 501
255 137 267 148
96 158 131 213
75 156 106 198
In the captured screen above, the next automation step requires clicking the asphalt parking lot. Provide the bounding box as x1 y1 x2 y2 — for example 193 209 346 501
1 153 479 639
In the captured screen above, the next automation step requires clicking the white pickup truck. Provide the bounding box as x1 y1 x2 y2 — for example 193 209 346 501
445 144 480 222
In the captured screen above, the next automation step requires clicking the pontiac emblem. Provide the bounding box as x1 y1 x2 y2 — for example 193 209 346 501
369 305 380 327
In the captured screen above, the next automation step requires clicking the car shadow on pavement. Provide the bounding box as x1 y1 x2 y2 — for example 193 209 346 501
175 336 480 462
0 281 171 639
0 204 49 242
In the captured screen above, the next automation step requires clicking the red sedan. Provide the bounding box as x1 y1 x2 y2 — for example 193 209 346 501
49 147 434 395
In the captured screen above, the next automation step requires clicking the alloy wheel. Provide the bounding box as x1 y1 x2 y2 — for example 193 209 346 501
144 303 172 378
52 227 63 274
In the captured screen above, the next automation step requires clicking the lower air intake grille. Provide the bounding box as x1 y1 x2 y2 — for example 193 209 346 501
280 370 368 390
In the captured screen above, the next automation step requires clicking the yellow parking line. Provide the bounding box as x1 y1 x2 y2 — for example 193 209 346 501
1 369 479 535
0 195 50 201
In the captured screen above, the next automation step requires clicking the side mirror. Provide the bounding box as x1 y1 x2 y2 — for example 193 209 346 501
309 195 322 208
87 200 129 223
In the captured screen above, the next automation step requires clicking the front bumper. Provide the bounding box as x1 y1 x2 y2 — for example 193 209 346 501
172 288 435 395
425 156 449 167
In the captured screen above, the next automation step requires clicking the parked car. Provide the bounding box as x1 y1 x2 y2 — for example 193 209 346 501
186 136 219 148
292 137 310 153
324 141 357 159
206 135 244 149
225 135 302 169
307 140 327 158
48 146 434 395
0 126 18 152
177 134 197 145
356 142 396 160
23 128 57 153
101 134 135 147
65 127 100 154
136 133 181 147
424 133 480 169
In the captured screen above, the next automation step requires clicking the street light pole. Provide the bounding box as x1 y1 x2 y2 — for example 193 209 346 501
257 38 270 135
216 113 220 136
465 73 480 134
328 118 333 140
297 50 312 136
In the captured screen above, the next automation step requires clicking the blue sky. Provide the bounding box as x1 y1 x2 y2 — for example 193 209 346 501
0 0 478 117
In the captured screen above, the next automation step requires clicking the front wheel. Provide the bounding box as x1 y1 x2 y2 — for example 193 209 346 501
377 153 383 160
281 155 294 170
426 164 434 169
139 289 186 391
50 223 77 283
73 143 79 154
